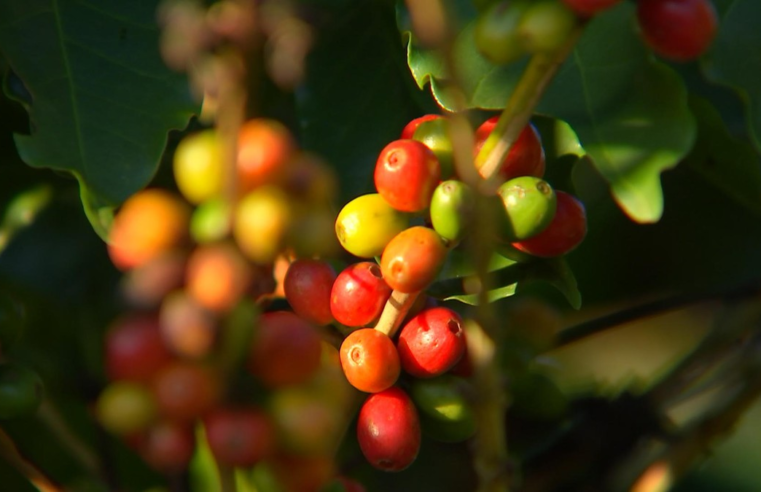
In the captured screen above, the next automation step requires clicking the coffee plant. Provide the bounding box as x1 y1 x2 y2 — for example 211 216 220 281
1 0 761 491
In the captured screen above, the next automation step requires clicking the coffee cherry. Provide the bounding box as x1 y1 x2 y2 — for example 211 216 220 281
330 262 392 327
495 176 557 241
105 314 171 382
248 311 322 387
374 140 441 213
267 453 336 492
159 291 217 359
204 407 276 467
429 180 476 243
237 118 294 192
637 0 717 61
108 189 190 271
234 185 292 264
284 259 337 326
419 413 477 443
412 119 454 179
380 226 448 293
357 386 420 472
190 198 231 244
186 242 251 312
173 130 223 204
518 0 578 54
410 375 475 423
397 307 466 378
401 114 442 139
282 152 338 205
97 381 156 435
339 329 400 393
474 0 530 64
120 252 187 309
288 206 340 259
561 0 622 17
513 190 586 257
152 362 220 422
475 118 545 180
335 194 409 258
268 387 343 454
139 421 196 473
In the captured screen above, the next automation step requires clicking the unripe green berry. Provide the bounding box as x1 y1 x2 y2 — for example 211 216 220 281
496 176 557 241
430 180 476 243
474 0 531 64
413 119 454 179
518 0 577 54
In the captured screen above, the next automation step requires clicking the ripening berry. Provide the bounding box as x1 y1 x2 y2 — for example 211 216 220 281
513 191 586 257
139 421 196 473
237 118 295 192
186 242 251 312
159 291 217 359
335 194 409 258
105 314 171 382
204 407 276 467
637 0 717 61
96 381 156 435
190 198 231 244
475 118 545 180
357 387 421 471
152 362 220 422
330 262 392 327
268 387 343 454
108 189 190 271
284 259 336 326
234 185 292 264
340 328 400 393
401 114 442 139
413 118 454 179
119 252 187 309
429 180 476 243
561 0 622 17
397 307 466 378
173 130 224 204
247 311 322 387
375 140 441 212
380 227 448 293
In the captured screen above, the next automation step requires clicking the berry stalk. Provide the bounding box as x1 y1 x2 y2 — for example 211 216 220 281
373 290 420 338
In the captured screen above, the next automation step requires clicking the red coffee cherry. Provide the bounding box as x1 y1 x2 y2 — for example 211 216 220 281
637 0 717 61
475 118 545 180
512 191 587 257
561 0 622 17
400 114 442 139
330 262 392 327
284 259 337 326
204 407 276 467
152 362 221 423
374 140 441 212
105 315 171 383
139 421 196 473
237 118 294 192
357 386 421 472
247 311 322 387
339 328 400 393
186 242 251 312
397 307 466 378
380 227 448 294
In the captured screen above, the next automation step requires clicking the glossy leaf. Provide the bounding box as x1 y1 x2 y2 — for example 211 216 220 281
402 3 696 223
704 0 761 151
0 0 198 236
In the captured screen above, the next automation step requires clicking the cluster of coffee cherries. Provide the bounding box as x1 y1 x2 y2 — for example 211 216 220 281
476 0 717 64
96 119 365 491
324 112 587 471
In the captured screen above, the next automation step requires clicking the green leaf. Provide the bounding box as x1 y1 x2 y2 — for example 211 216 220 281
297 3 421 204
704 0 761 152
402 3 696 223
0 0 198 222
684 96 761 216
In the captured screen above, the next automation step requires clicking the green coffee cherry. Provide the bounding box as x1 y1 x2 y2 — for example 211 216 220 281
191 198 231 244
474 0 531 64
518 0 577 55
335 194 409 258
496 176 556 241
413 119 454 179
430 180 476 243
410 375 475 423
420 412 477 443
0 362 43 419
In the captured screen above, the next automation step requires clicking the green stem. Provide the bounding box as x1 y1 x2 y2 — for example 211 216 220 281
474 24 585 193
